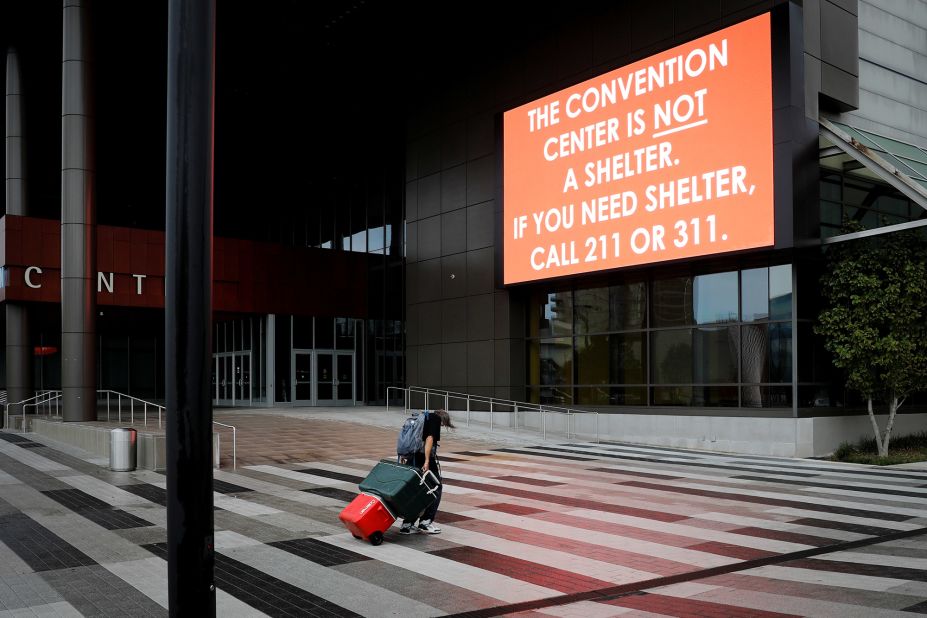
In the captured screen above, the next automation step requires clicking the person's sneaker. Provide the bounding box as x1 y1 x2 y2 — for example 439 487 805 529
417 520 441 534
398 524 414 535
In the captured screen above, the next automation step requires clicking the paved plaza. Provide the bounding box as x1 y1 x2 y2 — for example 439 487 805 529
0 407 926 617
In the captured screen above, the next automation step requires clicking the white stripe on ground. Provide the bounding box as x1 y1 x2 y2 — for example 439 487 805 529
438 524 658 584
321 531 562 604
219 533 443 618
457 507 737 568
564 508 813 553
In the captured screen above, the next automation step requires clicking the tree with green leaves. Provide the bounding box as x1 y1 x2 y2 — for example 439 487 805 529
815 227 927 457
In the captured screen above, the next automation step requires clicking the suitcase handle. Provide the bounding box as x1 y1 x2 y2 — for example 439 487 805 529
419 469 440 495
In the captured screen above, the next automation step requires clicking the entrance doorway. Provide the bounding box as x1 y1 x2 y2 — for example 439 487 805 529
293 350 312 402
316 350 354 406
213 352 252 407
291 350 354 406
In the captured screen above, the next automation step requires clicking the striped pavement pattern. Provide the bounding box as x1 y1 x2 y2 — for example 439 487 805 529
0 431 925 616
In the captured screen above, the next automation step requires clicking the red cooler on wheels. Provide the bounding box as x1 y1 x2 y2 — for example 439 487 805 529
339 492 396 545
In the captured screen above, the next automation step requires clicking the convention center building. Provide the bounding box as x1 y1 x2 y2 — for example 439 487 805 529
1 0 925 456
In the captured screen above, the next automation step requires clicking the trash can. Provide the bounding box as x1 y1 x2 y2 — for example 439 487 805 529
110 428 137 472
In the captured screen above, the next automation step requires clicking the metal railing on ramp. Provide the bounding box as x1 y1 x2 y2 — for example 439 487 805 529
2 390 236 469
387 386 599 443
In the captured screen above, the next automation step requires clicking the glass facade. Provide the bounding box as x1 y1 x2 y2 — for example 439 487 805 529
366 318 404 405
213 317 266 406
527 265 794 408
260 172 403 257
95 309 165 402
99 335 159 400
819 168 923 239
236 313 402 407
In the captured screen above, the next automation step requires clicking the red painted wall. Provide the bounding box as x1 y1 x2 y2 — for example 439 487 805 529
0 215 369 317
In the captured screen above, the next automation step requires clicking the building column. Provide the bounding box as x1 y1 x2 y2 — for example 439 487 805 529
266 315 276 406
165 0 217 612
5 306 31 413
61 0 96 422
5 49 33 415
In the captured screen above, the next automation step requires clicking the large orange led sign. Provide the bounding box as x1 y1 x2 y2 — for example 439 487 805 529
503 14 773 284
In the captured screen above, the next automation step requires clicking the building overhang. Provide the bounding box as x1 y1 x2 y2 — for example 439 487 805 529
819 118 927 244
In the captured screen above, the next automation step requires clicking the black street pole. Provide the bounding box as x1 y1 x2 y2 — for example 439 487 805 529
165 0 216 615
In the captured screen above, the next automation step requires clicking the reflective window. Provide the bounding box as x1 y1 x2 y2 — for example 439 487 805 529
769 322 792 383
696 385 738 406
651 385 692 406
742 385 792 408
538 338 572 386
574 287 609 334
368 198 385 253
651 330 692 384
368 226 385 253
741 268 768 322
575 333 645 385
338 196 353 251
652 386 738 407
821 201 842 226
351 195 366 253
693 272 739 325
820 173 841 200
527 385 573 405
526 265 795 408
769 265 792 320
692 326 739 383
575 282 646 333
577 386 646 405
529 336 574 405
350 229 367 252
384 224 394 254
335 318 355 350
741 323 769 384
529 291 572 338
652 271 738 327
651 278 692 327
211 317 266 405
875 195 910 217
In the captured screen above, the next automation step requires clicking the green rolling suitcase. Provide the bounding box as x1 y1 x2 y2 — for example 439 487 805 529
358 459 440 521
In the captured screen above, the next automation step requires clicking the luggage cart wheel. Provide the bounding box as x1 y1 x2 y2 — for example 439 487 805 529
370 531 384 546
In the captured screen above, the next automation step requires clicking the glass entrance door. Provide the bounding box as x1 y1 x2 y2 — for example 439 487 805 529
336 353 353 402
315 351 354 406
293 351 312 403
213 352 251 406
235 353 251 405
215 354 234 406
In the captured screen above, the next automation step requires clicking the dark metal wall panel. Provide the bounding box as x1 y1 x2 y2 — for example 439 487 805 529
403 0 808 401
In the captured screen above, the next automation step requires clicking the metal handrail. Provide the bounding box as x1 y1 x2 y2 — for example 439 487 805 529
212 421 237 470
98 390 237 469
387 385 599 443
25 393 62 422
2 389 237 470
4 390 62 430
97 390 166 428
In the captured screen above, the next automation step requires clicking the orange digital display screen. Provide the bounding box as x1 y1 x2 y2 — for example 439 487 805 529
503 14 773 285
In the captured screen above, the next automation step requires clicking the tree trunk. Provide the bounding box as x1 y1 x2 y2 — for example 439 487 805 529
867 398 885 456
881 395 900 457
